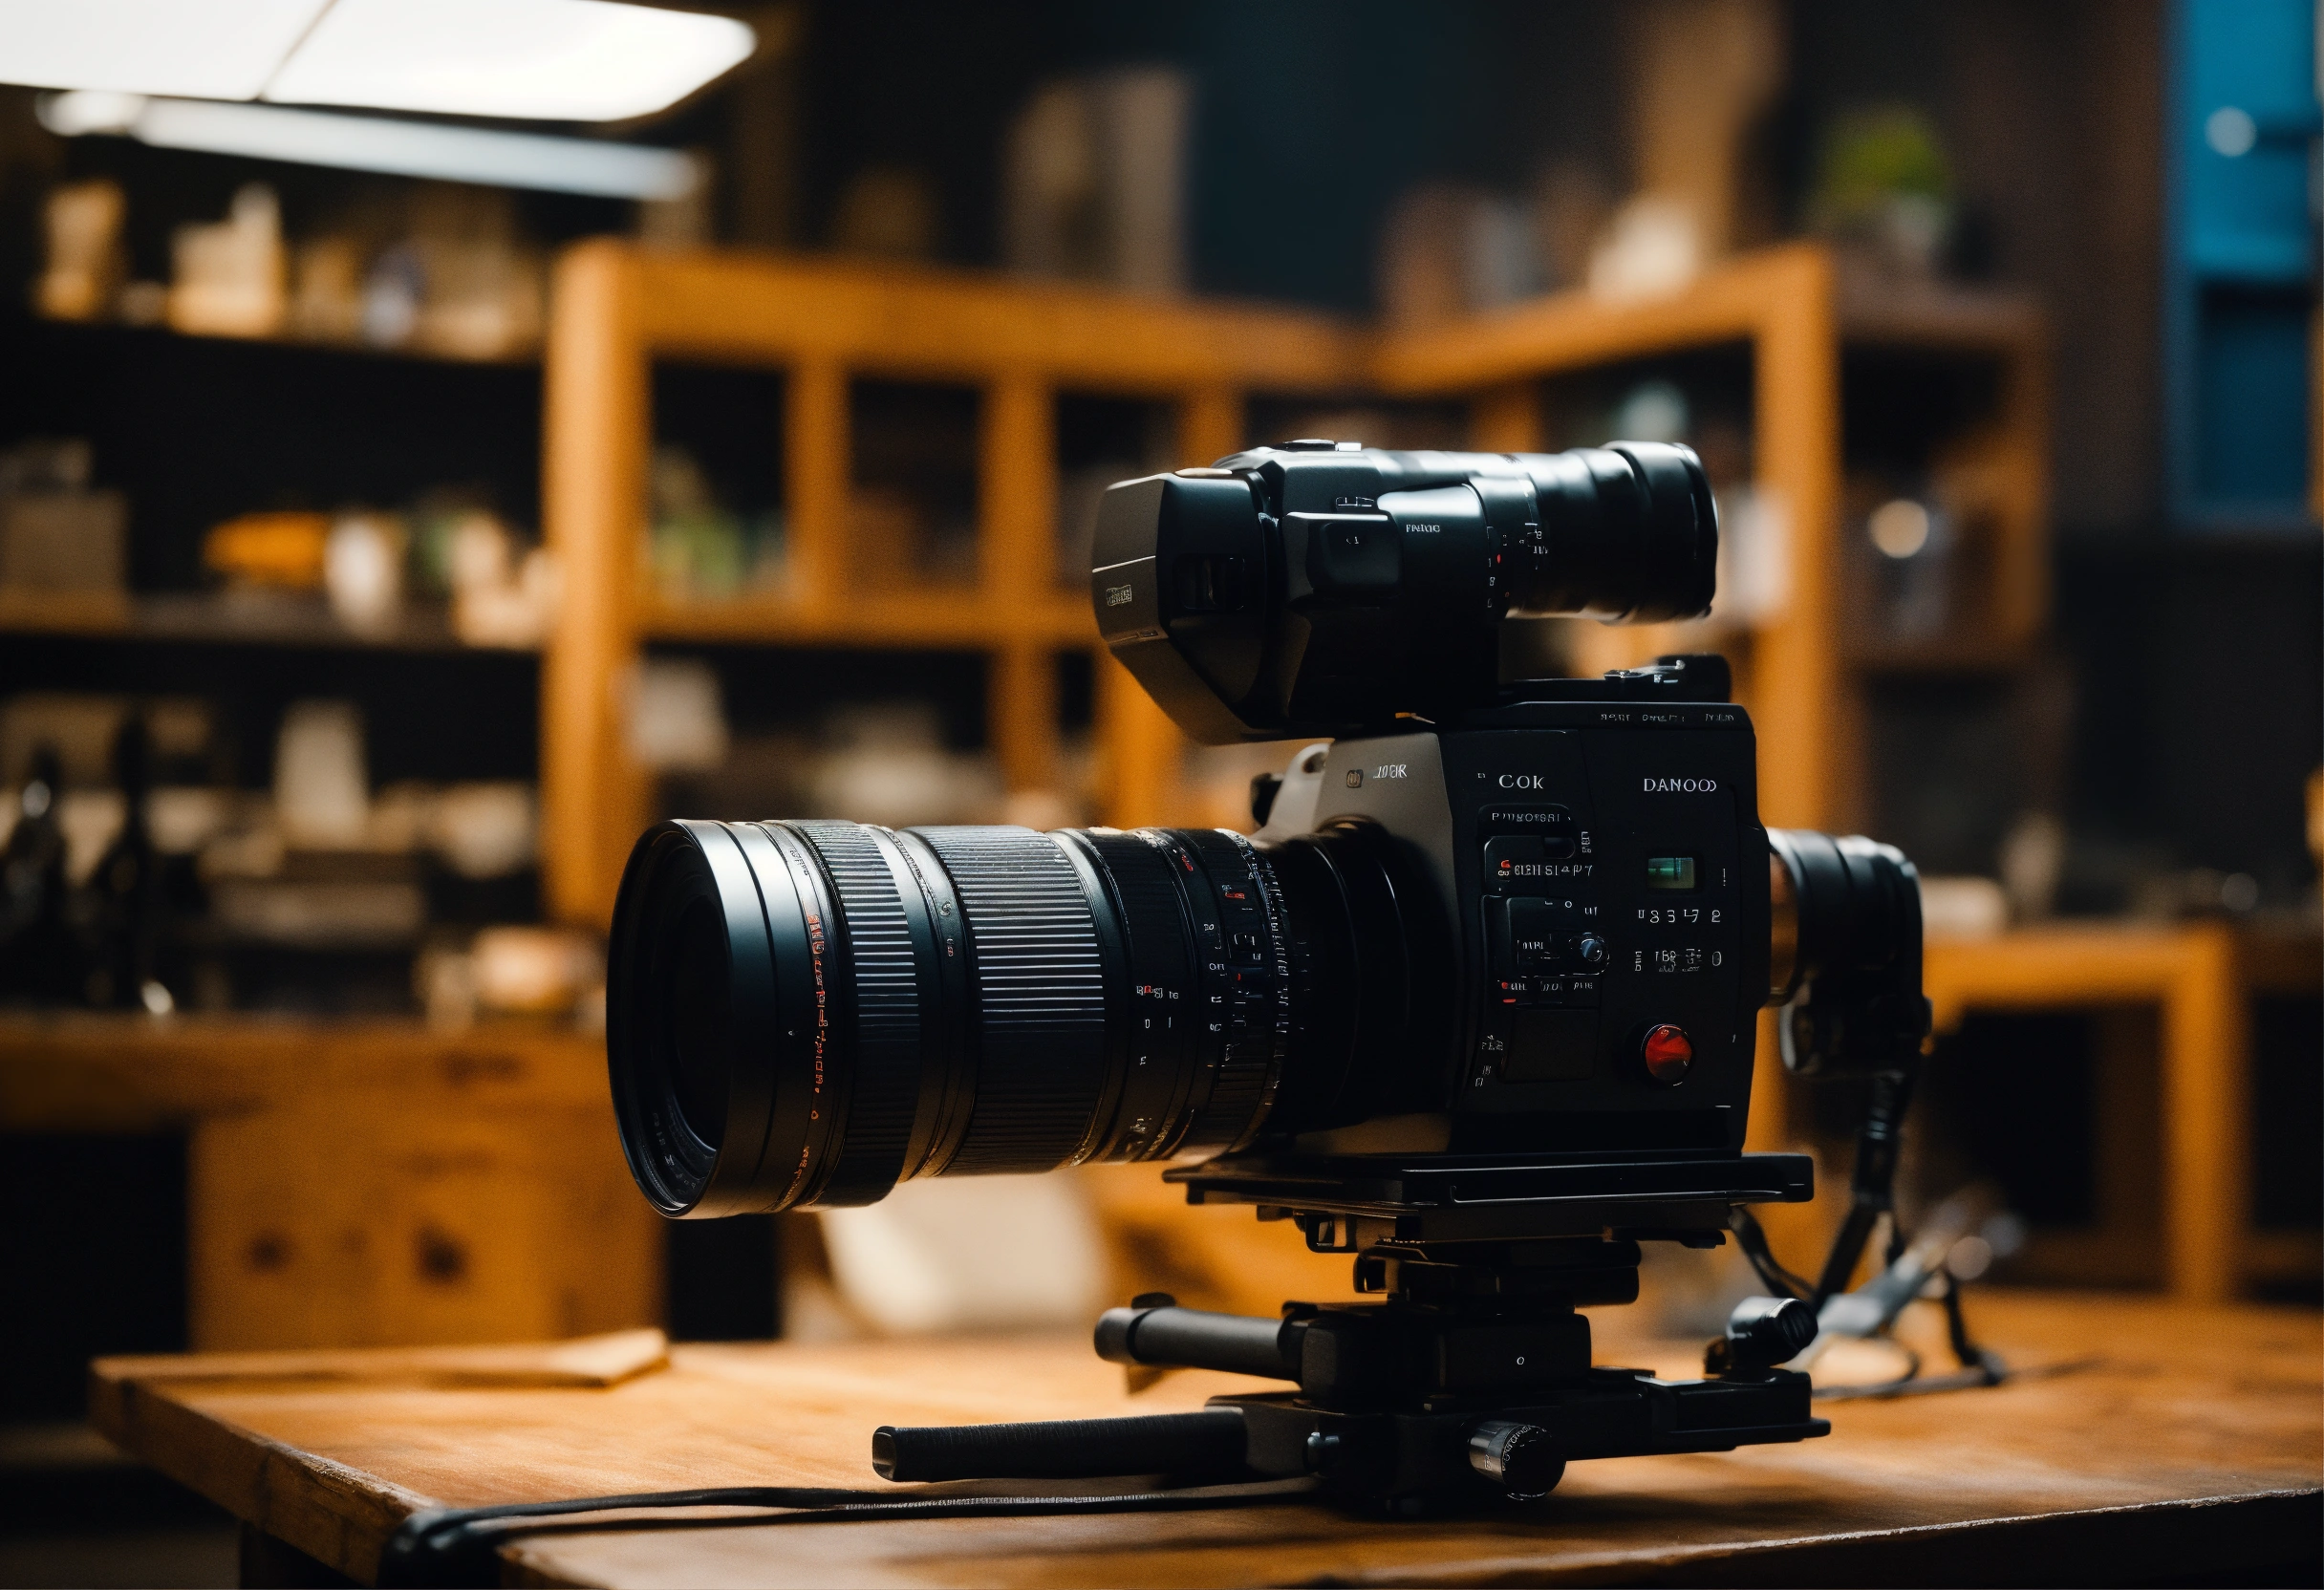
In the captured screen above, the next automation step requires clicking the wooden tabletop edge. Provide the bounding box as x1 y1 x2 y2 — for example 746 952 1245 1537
90 1365 438 1583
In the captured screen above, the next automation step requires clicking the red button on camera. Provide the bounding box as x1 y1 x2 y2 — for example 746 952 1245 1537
1641 1023 1693 1085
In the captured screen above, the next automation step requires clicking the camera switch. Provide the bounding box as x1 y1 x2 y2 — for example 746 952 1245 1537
1641 1023 1693 1085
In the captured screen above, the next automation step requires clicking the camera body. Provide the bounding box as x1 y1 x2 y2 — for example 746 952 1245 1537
1262 689 1768 1158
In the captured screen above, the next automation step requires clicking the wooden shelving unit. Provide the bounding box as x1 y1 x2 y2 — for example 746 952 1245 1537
1371 243 2049 839
539 243 1356 924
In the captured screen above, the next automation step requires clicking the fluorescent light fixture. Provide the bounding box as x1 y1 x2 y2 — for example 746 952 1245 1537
0 0 754 122
0 0 326 101
269 0 756 123
38 92 701 201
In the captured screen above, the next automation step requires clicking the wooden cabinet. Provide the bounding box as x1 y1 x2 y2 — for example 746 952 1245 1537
0 1017 657 1351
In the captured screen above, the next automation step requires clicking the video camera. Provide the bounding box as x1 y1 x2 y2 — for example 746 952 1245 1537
605 440 1934 1509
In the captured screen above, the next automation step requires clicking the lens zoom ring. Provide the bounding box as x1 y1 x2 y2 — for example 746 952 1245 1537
788 821 918 1204
1178 832 1287 1154
916 827 1108 1174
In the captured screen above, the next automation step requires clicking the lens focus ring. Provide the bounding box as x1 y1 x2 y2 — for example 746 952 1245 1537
915 827 1108 1174
786 821 920 1205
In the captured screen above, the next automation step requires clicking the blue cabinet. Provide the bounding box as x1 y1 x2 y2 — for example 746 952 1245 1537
2166 0 2319 527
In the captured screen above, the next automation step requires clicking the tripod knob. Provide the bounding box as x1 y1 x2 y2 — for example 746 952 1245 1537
1466 1420 1565 1499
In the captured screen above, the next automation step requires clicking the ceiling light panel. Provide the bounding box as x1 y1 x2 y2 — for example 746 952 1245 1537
44 94 704 199
263 0 757 122
0 0 326 100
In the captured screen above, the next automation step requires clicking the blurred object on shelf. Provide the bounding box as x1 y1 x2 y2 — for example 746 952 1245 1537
1712 483 1789 627
324 511 407 635
1999 810 2067 923
1531 161 1615 294
2 691 138 788
1861 490 1954 639
208 859 426 950
628 655 728 773
1002 68 1192 295
0 744 80 1004
1810 106 1955 282
34 178 125 322
850 381 979 583
54 784 125 887
362 241 425 348
829 165 938 260
204 510 330 590
1918 874 2010 941
290 235 365 343
651 445 783 602
429 782 537 878
406 497 556 645
148 785 231 857
169 183 286 338
470 925 601 1019
412 190 545 359
1626 0 1785 263
2128 866 2270 922
447 509 558 647
273 699 369 849
818 1173 1108 1335
86 711 168 1013
1587 194 1702 302
1611 378 1689 442
0 436 126 597
1379 183 1543 330
806 702 1001 827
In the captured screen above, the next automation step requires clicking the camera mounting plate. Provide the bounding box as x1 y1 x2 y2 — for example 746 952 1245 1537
1166 1150 1814 1247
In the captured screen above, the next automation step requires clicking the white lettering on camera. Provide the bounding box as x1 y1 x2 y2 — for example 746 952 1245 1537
1372 763 1408 780
1642 777 1717 793
1105 584 1134 607
1497 773 1544 789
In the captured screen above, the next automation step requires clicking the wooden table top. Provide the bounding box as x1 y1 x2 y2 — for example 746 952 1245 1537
93 1291 2320 1588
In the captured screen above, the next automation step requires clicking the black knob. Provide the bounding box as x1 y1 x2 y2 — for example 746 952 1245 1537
1578 935 1607 967
1719 1295 1818 1370
1466 1420 1565 1499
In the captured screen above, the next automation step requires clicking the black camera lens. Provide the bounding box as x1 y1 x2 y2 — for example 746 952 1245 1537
608 817 1427 1217
1505 441 1719 624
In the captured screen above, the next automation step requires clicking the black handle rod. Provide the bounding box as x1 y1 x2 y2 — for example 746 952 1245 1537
873 1409 1249 1482
1093 1300 1302 1381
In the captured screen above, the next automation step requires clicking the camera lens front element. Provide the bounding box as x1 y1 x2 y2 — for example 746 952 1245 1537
608 819 1406 1216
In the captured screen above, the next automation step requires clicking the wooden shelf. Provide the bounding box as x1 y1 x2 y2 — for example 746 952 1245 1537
639 591 1096 648
0 590 532 653
17 311 540 369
